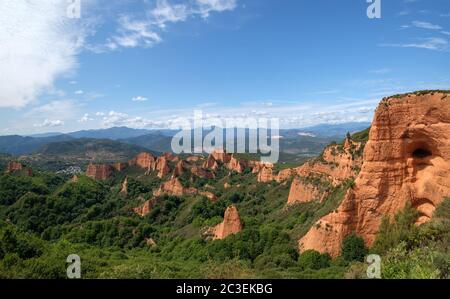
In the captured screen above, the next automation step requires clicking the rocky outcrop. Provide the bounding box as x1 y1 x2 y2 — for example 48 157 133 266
156 156 171 178
145 237 157 247
172 160 186 178
114 163 128 172
203 154 219 170
86 163 114 180
191 166 215 179
227 155 246 173
199 191 218 202
210 205 243 240
154 178 186 197
187 156 201 163
299 91 450 257
257 165 274 182
211 149 232 164
129 152 156 170
287 177 325 205
134 199 155 217
120 177 128 194
5 161 32 176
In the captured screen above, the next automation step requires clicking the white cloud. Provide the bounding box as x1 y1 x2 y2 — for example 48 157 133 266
442 31 450 36
369 68 392 74
28 100 78 120
75 90 84 95
94 0 238 52
101 111 159 128
113 16 162 49
412 21 442 30
132 96 149 102
195 0 237 18
0 1 87 108
381 37 449 51
79 113 93 123
151 0 189 28
34 119 65 128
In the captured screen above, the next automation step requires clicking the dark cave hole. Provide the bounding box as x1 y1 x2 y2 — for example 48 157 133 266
412 148 432 159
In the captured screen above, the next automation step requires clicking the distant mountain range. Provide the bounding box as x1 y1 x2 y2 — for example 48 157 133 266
0 123 370 164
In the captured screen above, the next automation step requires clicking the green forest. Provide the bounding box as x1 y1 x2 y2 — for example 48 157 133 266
0 156 448 279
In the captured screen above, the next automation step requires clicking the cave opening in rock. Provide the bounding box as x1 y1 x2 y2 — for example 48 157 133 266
413 148 432 159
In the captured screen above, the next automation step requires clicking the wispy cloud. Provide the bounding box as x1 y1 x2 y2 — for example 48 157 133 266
380 37 449 51
412 21 442 30
92 0 238 52
369 68 392 74
132 96 149 102
79 113 93 123
33 119 65 128
0 1 89 108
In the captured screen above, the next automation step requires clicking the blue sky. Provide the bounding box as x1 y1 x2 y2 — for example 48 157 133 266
1 0 450 135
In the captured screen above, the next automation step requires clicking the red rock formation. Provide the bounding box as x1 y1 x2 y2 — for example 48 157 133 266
191 166 215 179
257 165 274 182
154 178 189 197
6 161 32 176
203 154 219 170
156 156 171 178
86 163 114 180
120 177 128 194
162 152 177 162
207 205 243 240
227 155 246 173
145 237 157 247
129 152 156 170
276 168 296 182
211 149 232 164
134 199 155 217
287 177 325 205
71 175 79 183
199 191 218 202
299 91 450 257
114 162 128 172
172 160 186 178
187 156 201 163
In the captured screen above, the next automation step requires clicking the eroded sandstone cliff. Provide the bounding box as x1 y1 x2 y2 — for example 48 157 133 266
299 91 450 257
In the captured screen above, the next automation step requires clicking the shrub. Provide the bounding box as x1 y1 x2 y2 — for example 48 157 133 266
341 234 367 262
298 250 331 270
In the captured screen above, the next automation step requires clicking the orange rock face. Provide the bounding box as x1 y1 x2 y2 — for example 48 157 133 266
156 156 171 178
120 177 128 194
154 178 185 196
211 149 232 164
172 160 186 178
211 205 243 240
227 155 246 173
294 140 363 187
6 161 32 176
86 163 114 180
134 199 155 217
203 154 219 170
257 165 274 182
288 177 325 205
114 162 128 172
299 91 450 257
129 152 156 170
191 166 215 179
